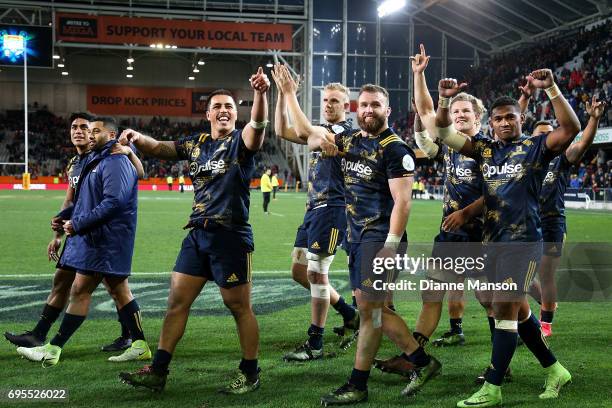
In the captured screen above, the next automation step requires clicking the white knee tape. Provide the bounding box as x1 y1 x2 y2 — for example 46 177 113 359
306 252 334 274
310 283 330 299
495 319 518 331
372 308 382 328
291 247 308 266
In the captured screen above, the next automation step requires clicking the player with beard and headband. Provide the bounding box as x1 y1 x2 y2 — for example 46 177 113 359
414 43 579 406
118 68 269 394
277 63 441 405
5 112 147 358
271 65 358 361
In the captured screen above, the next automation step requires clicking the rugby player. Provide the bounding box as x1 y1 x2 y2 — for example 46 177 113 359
4 112 145 355
117 67 269 394
415 44 579 406
533 95 606 337
271 67 358 361
276 64 441 404
16 116 149 366
374 62 492 376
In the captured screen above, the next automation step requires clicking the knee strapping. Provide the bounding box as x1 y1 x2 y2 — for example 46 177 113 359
291 247 308 266
310 283 330 299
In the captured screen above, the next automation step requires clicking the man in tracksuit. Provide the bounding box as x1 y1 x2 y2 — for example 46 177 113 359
16 116 151 366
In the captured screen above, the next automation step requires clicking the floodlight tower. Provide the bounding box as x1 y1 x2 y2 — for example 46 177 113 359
2 33 29 189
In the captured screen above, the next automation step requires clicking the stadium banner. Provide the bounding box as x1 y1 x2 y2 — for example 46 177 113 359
88 85 196 116
56 13 293 50
573 127 612 145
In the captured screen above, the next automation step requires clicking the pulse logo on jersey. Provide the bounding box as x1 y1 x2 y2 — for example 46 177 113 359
341 157 373 177
482 163 523 178
543 171 555 184
455 167 473 177
69 176 79 188
189 159 226 177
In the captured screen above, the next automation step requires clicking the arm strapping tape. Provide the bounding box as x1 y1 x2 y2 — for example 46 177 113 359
437 125 468 151
415 130 439 158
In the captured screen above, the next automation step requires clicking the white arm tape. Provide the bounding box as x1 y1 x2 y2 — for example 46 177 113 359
437 125 468 151
415 130 440 159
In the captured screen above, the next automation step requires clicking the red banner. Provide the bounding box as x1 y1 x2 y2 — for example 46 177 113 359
56 13 293 50
88 86 197 116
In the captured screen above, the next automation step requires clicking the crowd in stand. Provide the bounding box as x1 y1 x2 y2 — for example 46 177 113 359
392 20 611 196
0 112 283 180
1 21 610 194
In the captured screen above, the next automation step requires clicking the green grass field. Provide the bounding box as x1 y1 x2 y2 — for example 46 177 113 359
1 190 611 407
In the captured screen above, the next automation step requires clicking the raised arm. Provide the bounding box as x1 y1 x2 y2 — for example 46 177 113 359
412 98 440 159
518 76 535 114
565 95 607 164
272 64 331 145
411 44 438 135
435 78 475 158
529 69 581 153
118 129 178 160
272 66 306 145
242 67 270 151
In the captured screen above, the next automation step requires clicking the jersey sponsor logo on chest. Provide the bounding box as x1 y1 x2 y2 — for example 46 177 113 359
482 162 523 178
341 157 372 176
189 159 226 177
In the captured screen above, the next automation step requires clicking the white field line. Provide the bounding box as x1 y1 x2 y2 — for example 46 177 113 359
0 269 349 279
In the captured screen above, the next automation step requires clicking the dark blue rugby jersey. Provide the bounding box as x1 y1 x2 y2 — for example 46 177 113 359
175 130 255 241
471 133 556 242
438 140 484 239
66 151 93 190
539 152 571 221
306 121 351 210
335 128 416 243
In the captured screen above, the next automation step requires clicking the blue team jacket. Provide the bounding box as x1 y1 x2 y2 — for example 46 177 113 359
61 140 138 275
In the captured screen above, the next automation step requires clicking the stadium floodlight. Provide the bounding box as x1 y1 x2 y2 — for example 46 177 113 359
188 76 195 80
126 74 133 78
2 33 30 187
52 53 60 59
266 62 273 68
61 71 68 76
197 59 205 66
149 44 156 48
193 67 199 73
57 63 64 68
127 65 134 71
171 45 178 49
127 57 134 63
377 0 407 18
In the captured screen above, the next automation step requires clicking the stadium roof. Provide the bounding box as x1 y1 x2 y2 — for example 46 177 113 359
405 0 610 53
1 0 610 55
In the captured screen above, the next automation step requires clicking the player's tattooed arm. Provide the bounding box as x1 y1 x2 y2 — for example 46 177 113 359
272 64 305 145
442 196 484 232
565 95 607 164
529 69 581 153
118 129 178 160
243 66 270 151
